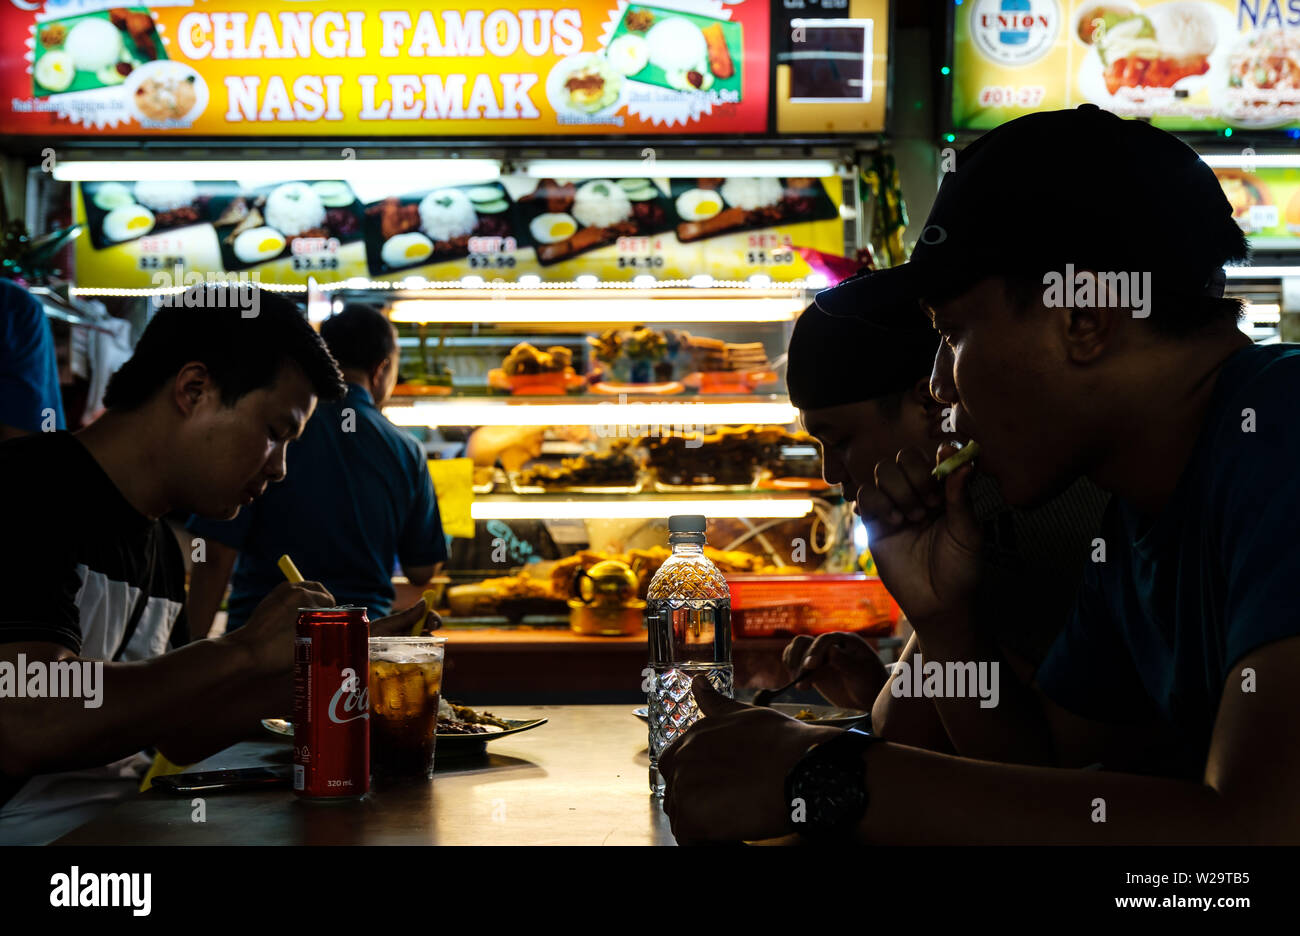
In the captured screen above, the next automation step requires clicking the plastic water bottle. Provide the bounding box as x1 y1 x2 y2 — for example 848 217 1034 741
645 514 733 796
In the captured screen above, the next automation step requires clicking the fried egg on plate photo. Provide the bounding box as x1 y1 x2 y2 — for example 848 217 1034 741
102 204 156 242
380 232 435 268
529 212 578 244
675 188 724 222
232 226 287 264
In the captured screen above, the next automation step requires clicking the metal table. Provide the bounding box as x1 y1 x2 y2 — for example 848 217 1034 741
57 705 677 846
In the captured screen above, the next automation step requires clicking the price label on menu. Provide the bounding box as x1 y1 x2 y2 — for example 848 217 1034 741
746 232 794 266
467 236 518 269
615 236 664 270
289 236 342 271
137 255 185 271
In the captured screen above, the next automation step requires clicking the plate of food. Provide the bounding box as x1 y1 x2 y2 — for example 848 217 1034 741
261 702 548 757
211 180 363 271
31 7 165 98
545 51 626 118
124 60 208 126
669 178 839 244
1211 28 1300 129
364 183 518 275
509 441 645 494
517 178 674 265
1074 1 1234 108
605 5 742 98
80 179 227 250
633 702 868 728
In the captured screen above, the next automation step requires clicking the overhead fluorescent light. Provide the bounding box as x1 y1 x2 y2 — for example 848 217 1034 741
52 159 500 186
471 498 814 520
388 298 802 324
1200 154 1300 169
1225 266 1300 278
384 401 799 428
523 159 839 179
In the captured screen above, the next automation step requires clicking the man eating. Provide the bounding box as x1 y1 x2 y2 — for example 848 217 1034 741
784 302 1108 748
660 105 1300 844
0 286 427 844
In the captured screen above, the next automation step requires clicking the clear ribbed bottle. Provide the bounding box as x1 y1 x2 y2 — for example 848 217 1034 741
644 514 733 796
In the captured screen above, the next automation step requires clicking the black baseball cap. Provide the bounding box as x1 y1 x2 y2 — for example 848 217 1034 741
816 105 1245 327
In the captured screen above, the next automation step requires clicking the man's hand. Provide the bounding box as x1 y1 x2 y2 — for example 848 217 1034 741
370 598 443 637
856 444 982 629
226 580 333 678
659 676 840 844
781 632 888 710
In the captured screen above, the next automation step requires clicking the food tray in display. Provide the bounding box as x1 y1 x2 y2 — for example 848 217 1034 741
726 574 900 636
363 182 518 276
213 181 365 272
508 473 646 496
514 177 676 266
682 370 779 394
590 380 685 395
668 178 839 244
80 180 234 251
651 474 759 493
606 5 745 99
31 8 166 99
389 383 454 397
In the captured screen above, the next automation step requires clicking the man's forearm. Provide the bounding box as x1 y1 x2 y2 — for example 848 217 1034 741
0 637 273 777
187 543 237 640
154 669 287 765
857 742 1253 844
871 633 953 752
909 615 1055 764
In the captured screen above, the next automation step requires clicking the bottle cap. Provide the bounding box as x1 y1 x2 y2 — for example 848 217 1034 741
668 515 706 534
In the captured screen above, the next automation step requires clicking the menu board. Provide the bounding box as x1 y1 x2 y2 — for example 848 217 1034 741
72 174 847 288
952 0 1300 131
2 0 769 136
1215 165 1300 246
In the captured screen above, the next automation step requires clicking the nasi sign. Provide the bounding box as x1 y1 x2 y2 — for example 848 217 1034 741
1 0 771 137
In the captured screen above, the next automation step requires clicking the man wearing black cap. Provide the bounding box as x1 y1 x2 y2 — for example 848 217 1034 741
660 106 1300 844
782 303 1108 749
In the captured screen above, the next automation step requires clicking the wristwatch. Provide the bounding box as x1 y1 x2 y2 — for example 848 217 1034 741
785 728 880 841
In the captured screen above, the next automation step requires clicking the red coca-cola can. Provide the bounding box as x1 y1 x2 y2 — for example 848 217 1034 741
293 607 370 799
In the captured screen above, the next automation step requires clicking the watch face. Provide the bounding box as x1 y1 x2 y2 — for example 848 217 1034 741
788 737 872 838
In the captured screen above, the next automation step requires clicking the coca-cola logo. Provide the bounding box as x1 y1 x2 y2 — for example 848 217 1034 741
328 667 369 724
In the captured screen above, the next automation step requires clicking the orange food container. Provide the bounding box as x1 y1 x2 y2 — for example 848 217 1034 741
726 574 900 638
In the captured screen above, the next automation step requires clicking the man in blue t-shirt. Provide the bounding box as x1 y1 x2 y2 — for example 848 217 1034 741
1 279 65 440
187 305 447 636
657 106 1300 845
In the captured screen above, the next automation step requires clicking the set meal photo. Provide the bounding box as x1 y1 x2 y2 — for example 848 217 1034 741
362 183 517 275
214 180 364 271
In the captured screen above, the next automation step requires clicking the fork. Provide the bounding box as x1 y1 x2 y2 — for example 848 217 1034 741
752 663 819 707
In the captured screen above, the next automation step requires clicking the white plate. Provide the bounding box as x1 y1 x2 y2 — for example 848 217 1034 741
1076 2 1236 111
545 52 626 120
123 60 208 127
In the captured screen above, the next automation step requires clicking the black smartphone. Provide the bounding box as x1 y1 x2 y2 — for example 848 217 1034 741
152 766 292 794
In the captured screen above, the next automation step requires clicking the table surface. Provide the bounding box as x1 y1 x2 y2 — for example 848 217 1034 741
57 705 680 846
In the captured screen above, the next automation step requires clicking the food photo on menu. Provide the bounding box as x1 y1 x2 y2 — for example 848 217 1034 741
78 180 226 249
362 183 517 275
514 177 673 264
214 181 364 270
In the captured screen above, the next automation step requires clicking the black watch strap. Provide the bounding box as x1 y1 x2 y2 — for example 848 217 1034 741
785 728 880 841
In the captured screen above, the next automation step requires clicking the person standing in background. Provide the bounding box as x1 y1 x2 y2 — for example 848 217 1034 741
0 279 65 440
187 304 447 638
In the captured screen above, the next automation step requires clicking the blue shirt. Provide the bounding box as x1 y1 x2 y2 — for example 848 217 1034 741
189 383 446 629
0 280 65 432
1036 344 1300 778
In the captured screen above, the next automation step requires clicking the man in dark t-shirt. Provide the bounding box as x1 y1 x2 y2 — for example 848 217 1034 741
188 306 448 636
660 107 1300 844
0 287 428 844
